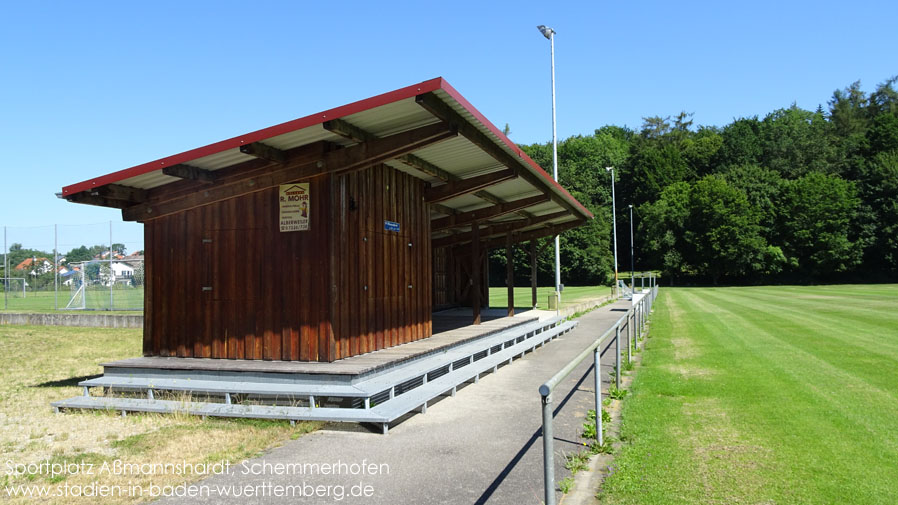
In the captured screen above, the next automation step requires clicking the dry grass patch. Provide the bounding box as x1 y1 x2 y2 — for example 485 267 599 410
680 399 773 504
0 324 320 504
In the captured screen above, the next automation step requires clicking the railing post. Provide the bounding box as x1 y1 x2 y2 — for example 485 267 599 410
615 325 621 389
636 302 641 342
626 314 631 364
642 298 647 333
541 392 556 505
594 346 603 447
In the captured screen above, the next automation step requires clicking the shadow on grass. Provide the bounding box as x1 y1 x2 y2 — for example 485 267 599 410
32 374 101 388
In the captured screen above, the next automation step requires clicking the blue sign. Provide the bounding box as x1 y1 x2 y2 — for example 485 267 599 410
384 220 400 232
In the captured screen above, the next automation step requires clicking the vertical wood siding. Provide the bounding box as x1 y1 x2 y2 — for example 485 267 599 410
144 174 332 361
330 164 432 360
142 164 432 362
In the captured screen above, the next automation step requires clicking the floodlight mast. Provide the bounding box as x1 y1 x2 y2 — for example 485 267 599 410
607 167 619 291
629 204 635 290
536 24 562 301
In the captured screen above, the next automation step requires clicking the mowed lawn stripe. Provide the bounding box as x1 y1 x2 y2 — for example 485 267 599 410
738 285 898 332
601 286 898 505
702 288 898 388
691 289 898 451
700 287 898 361
672 288 898 502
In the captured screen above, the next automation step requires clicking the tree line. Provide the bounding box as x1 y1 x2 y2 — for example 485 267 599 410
490 75 898 285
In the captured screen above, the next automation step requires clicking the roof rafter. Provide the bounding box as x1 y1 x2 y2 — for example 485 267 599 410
425 169 516 203
239 142 287 164
431 194 548 231
324 117 533 218
432 210 571 248
123 122 457 222
162 164 217 183
416 92 586 220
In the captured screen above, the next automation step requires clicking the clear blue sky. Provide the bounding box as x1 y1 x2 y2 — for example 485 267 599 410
1 0 895 252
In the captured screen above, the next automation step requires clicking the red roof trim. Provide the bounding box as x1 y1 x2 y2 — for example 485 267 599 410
62 78 445 196
61 77 593 220
436 80 594 219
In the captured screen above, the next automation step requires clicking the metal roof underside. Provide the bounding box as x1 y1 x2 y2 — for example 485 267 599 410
61 78 592 243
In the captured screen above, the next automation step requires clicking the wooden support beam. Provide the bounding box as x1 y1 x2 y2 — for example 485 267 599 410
239 142 286 164
431 194 548 231
506 232 514 317
123 122 456 222
425 168 516 203
324 121 457 175
483 219 583 250
325 117 457 183
530 240 538 308
432 211 570 249
66 191 132 209
162 164 217 183
91 183 148 203
471 221 481 325
430 203 456 216
397 154 454 182
325 117 531 220
322 118 374 143
416 92 588 219
417 93 525 178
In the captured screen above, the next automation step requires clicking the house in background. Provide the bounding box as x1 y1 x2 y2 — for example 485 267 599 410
110 262 135 285
14 257 54 276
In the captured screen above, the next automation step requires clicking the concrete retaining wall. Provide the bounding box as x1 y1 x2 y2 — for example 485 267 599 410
0 312 143 328
560 294 618 318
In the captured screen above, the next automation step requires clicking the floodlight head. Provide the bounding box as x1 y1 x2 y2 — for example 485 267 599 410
629 204 633 208
605 166 614 172
537 25 555 39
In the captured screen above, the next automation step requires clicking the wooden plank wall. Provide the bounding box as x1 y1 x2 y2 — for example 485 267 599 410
444 248 489 309
331 164 432 360
432 247 453 310
143 164 431 362
144 174 333 361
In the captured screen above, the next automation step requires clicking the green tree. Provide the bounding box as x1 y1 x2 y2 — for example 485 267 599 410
777 172 861 275
759 106 832 177
721 164 784 233
640 182 691 277
682 176 768 282
715 117 762 167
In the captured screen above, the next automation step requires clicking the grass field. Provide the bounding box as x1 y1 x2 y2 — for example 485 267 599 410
0 325 319 504
0 287 143 313
488 285 615 310
601 284 898 504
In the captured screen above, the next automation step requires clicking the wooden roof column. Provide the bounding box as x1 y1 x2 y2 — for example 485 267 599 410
506 232 514 317
471 221 481 325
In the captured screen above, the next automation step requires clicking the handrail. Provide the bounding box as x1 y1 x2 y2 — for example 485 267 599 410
539 285 658 505
538 313 626 397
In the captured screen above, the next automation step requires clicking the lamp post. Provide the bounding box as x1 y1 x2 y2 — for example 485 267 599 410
607 167 619 293
629 204 635 292
537 24 562 302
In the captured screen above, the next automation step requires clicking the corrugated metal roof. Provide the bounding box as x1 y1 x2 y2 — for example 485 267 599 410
61 77 593 239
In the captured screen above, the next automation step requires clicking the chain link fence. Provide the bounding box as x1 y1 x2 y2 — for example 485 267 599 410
1 221 144 312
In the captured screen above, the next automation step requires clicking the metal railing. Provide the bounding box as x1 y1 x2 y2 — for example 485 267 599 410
538 283 658 505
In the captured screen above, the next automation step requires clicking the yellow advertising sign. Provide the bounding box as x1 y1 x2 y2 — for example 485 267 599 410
279 183 310 232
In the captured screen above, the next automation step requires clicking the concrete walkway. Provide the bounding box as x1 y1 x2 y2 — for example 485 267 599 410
160 300 634 505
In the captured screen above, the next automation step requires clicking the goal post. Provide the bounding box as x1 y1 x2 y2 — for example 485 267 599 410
1 277 26 298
